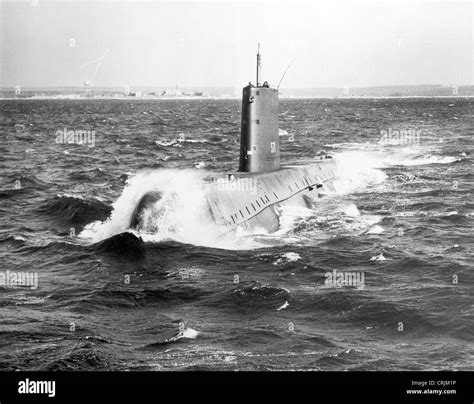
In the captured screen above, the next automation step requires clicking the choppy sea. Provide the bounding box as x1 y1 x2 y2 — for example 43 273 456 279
1 97 473 370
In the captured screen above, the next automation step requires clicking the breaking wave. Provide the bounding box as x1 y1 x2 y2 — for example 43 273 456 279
79 169 250 249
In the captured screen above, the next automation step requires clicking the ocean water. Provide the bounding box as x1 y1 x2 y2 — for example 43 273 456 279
0 97 473 371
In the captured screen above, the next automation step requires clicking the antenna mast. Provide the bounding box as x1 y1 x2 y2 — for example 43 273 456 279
277 58 296 90
256 43 261 87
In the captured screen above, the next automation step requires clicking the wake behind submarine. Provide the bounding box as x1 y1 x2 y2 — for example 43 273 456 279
130 48 337 235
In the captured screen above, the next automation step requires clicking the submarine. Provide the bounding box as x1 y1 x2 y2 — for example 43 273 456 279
130 47 337 235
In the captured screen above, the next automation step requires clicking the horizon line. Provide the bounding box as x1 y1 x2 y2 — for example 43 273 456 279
1 84 472 90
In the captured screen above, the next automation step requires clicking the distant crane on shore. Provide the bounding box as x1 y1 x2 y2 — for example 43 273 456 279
79 48 110 95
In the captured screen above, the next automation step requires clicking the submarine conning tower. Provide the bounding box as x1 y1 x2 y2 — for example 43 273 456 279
238 45 280 173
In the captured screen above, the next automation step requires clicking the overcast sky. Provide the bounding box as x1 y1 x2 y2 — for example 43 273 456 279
1 0 472 88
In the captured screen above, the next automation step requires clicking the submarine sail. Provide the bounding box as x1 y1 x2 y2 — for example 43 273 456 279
239 45 280 173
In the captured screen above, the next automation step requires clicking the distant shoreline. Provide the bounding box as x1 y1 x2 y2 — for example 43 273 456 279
1 95 473 101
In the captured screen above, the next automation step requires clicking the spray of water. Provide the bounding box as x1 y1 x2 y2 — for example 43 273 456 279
80 170 262 249
80 142 454 249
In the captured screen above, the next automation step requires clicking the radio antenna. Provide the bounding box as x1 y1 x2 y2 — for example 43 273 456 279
256 43 261 87
277 58 295 90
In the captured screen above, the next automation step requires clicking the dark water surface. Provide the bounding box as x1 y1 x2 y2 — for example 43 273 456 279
1 98 473 370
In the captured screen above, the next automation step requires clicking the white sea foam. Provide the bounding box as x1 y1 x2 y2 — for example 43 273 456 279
181 327 199 339
328 141 459 170
370 253 387 261
194 161 206 169
277 301 289 311
155 137 208 147
340 203 360 217
273 252 301 265
331 151 387 195
394 154 458 166
366 225 384 234
167 327 199 342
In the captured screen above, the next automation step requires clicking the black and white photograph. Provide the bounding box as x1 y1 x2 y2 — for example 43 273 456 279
0 0 473 401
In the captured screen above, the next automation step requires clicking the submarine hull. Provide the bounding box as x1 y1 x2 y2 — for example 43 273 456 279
130 158 336 235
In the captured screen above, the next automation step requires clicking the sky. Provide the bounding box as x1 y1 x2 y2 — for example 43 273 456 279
0 0 473 88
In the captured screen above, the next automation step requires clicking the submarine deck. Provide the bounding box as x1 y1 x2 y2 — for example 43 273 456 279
203 157 337 233
203 156 335 182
